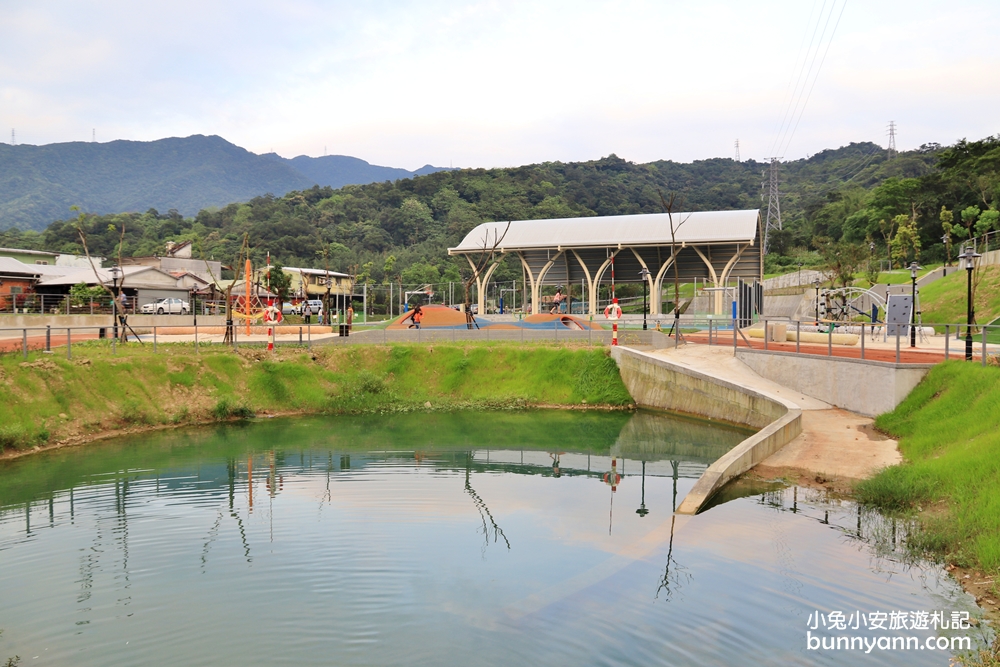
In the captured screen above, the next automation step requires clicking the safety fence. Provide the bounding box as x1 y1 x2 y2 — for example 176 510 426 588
2 318 995 367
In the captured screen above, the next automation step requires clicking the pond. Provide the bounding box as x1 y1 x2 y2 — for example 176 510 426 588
0 411 983 666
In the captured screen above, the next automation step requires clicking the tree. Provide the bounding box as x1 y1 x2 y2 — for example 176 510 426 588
268 261 292 303
890 214 921 267
940 207 954 265
814 237 866 290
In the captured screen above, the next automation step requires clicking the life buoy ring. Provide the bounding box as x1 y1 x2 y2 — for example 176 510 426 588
604 303 622 320
603 472 621 486
264 304 282 323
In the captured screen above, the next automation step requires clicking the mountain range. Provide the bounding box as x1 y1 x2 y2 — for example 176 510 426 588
0 134 452 231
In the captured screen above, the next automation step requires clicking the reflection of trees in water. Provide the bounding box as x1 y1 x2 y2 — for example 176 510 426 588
464 454 510 556
756 486 924 575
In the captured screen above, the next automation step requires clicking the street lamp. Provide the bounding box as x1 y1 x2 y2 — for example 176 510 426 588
908 261 922 348
958 244 981 361
797 261 803 287
942 233 951 269
635 460 648 518
109 265 122 340
813 278 821 325
638 267 650 330
324 277 333 327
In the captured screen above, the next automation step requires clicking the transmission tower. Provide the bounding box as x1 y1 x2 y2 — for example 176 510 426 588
734 139 740 162
10 129 14 146
763 158 782 253
887 121 897 159
92 128 96 142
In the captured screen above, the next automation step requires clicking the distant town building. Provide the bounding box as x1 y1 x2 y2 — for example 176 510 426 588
119 240 222 284
0 246 104 268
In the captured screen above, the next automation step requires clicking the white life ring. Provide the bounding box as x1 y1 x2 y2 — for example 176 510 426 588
604 303 622 321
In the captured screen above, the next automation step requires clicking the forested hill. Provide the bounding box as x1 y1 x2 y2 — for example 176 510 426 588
2 136 996 289
0 135 453 231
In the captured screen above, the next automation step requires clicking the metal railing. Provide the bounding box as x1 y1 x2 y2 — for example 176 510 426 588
2 317 995 367
0 295 230 316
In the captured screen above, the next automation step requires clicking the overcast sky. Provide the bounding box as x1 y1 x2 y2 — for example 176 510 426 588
1 0 997 169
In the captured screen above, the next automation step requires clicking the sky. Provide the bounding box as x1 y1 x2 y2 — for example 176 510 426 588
1 0 998 170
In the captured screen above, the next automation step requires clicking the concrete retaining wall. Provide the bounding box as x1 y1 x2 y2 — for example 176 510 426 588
611 347 802 514
736 349 932 417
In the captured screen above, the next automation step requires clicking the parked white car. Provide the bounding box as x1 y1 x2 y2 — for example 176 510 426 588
301 299 324 318
141 298 190 314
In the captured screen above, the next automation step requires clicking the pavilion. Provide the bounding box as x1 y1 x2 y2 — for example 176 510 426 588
448 210 763 316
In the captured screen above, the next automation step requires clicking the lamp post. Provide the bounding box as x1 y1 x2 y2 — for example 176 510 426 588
908 261 922 348
191 288 198 328
109 265 122 341
635 460 648 518
797 261 803 287
813 278 821 325
942 234 950 268
639 267 650 330
958 245 981 361
324 277 333 327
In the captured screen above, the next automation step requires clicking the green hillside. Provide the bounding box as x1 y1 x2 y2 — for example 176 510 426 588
0 135 996 297
0 136 453 232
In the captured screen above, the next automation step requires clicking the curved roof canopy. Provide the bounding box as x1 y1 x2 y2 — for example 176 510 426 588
449 210 759 254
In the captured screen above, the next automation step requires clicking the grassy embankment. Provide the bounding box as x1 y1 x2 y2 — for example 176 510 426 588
856 362 1000 571
0 342 633 454
920 265 1000 338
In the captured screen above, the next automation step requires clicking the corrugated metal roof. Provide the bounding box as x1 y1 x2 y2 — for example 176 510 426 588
448 210 760 253
37 265 170 287
0 257 43 277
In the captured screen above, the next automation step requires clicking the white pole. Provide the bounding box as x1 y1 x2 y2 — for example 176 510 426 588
363 283 367 323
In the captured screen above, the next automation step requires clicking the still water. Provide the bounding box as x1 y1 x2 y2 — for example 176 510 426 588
0 411 982 666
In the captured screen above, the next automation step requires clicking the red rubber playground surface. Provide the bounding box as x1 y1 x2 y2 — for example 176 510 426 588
682 333 978 365
0 332 100 354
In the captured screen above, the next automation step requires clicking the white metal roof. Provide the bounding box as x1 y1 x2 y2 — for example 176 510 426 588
37 265 176 287
0 257 86 278
0 246 58 257
282 266 352 278
448 210 760 253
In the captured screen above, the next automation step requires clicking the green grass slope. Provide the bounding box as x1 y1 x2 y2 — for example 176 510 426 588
856 362 1000 570
920 265 1000 327
0 342 632 453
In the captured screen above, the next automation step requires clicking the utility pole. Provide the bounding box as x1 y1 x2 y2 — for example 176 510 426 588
887 121 897 160
734 139 740 162
762 157 782 254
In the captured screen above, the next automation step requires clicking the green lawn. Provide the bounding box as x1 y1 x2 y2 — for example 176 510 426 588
919 265 1000 328
0 342 633 453
856 362 1000 572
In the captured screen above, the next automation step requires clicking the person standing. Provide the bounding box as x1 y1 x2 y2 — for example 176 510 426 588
347 304 354 331
550 288 564 314
302 302 312 324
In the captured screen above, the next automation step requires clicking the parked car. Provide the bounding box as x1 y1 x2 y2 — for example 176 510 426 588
141 298 190 314
281 302 299 315
301 299 324 318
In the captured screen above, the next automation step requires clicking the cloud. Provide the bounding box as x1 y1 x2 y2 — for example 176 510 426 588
0 0 997 167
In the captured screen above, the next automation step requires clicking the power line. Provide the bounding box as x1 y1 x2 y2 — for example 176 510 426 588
779 1 847 157
768 1 847 159
771 0 826 155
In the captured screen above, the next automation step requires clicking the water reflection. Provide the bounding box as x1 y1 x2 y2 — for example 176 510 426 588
0 411 978 667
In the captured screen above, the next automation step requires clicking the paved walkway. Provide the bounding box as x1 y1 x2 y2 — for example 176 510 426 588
646 345 901 485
